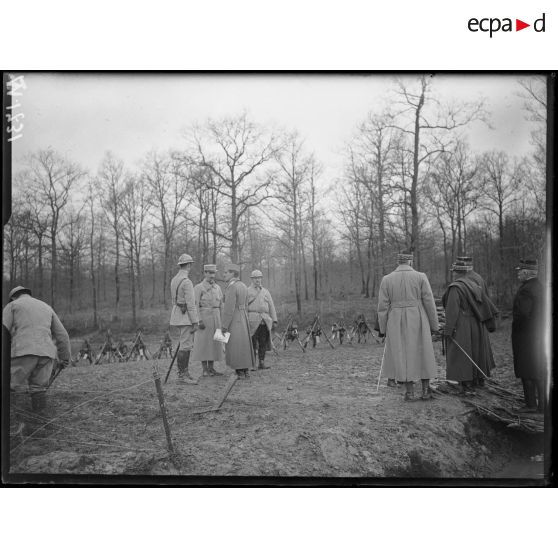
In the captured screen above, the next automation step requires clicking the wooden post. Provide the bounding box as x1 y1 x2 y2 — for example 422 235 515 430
152 365 175 458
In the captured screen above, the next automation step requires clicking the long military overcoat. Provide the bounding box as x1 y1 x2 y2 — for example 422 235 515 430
222 279 256 370
512 277 545 381
442 278 496 382
192 279 224 362
377 265 439 382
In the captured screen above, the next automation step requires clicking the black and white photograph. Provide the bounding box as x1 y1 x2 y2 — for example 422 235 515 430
1 72 553 484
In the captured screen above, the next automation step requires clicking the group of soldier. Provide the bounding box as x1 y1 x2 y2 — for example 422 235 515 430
377 252 547 413
2 248 548 434
168 255 278 384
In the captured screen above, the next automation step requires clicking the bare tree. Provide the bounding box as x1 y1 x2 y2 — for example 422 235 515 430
274 132 313 313
98 152 126 318
143 151 190 308
388 75 484 265
121 173 151 325
480 151 523 300
189 112 280 263
27 149 85 308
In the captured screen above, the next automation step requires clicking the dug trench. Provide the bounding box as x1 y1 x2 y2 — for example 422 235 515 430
7 322 546 480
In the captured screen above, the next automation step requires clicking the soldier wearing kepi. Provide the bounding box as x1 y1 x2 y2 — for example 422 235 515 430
377 253 440 401
169 254 200 384
192 264 224 377
512 259 546 414
221 263 256 379
247 269 278 370
455 255 489 297
3 286 71 428
454 254 496 385
442 259 498 395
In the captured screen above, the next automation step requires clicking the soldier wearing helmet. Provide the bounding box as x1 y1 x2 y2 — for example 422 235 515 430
3 286 71 431
246 269 278 370
169 254 200 384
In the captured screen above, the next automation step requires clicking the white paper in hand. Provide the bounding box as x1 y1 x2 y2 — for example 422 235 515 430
213 329 231 343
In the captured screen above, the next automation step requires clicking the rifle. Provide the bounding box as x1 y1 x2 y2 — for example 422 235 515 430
164 342 180 384
47 360 65 389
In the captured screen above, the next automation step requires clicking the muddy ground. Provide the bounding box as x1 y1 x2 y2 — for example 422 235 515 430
7 319 546 482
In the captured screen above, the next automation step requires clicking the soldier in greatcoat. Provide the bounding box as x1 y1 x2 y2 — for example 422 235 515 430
512 259 546 413
3 286 71 430
442 260 498 395
169 253 200 384
454 255 496 384
377 253 439 401
246 269 278 370
192 263 224 377
221 263 256 379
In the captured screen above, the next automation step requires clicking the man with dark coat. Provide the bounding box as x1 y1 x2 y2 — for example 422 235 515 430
169 253 200 384
3 286 71 432
442 260 498 395
512 259 546 413
247 269 278 370
454 255 496 384
221 263 256 379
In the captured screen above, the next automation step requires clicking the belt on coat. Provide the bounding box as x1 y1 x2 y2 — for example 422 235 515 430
391 300 420 308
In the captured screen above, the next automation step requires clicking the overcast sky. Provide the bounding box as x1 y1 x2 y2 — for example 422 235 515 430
12 73 539 184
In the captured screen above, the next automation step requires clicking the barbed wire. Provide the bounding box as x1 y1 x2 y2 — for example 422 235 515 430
12 406 162 453
11 378 155 455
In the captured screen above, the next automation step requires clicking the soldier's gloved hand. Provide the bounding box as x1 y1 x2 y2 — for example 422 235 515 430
378 332 385 338
222 327 228 334
192 322 199 333
272 321 277 331
60 359 70 369
198 320 206 330
179 304 187 314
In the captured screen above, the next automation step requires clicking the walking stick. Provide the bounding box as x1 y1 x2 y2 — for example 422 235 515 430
373 339 386 394
164 342 180 384
449 338 490 381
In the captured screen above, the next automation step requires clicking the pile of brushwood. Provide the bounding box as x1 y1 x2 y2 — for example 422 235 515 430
431 380 544 434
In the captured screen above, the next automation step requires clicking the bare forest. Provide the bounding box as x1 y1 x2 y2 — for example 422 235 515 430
3 75 547 334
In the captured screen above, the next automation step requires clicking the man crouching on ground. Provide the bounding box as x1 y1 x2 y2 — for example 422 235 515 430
3 286 71 433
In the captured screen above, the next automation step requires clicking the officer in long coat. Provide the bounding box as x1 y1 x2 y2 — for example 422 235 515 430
454 255 496 380
377 253 439 401
221 263 256 379
3 286 71 430
512 259 546 413
169 253 200 384
192 263 224 377
442 260 498 395
246 269 278 370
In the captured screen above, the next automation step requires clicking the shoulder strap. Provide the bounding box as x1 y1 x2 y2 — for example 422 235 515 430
175 278 188 301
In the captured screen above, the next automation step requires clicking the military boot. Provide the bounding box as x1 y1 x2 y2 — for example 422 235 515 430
177 350 197 384
421 379 433 400
206 361 223 376
258 359 270 370
201 361 209 376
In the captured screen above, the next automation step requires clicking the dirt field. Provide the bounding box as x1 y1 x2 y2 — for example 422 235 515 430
7 318 545 481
